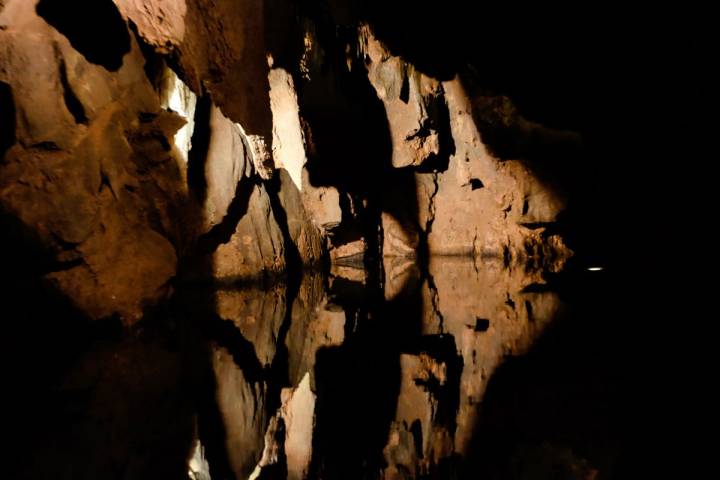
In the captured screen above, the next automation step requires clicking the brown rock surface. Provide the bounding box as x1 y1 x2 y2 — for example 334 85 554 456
113 0 187 53
281 373 316 480
215 283 286 367
1 1 186 322
361 27 444 169
285 271 345 388
356 26 571 268
210 342 268 479
378 256 563 477
211 182 286 281
126 0 275 176
202 104 252 231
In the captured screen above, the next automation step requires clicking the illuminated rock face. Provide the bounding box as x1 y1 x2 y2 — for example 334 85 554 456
359 29 570 267
1 0 186 322
1 0 572 322
2 3 575 476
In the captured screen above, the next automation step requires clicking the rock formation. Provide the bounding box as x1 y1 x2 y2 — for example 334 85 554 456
1 1 589 479
1 0 571 323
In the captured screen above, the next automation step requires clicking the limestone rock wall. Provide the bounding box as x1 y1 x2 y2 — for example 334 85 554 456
1 1 187 322
1 1 570 319
1 0 327 321
359 28 570 268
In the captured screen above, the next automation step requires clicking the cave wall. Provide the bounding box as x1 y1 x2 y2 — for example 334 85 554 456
1 1 569 328
0 1 189 322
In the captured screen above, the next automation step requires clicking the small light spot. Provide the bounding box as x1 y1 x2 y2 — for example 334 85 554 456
587 267 604 271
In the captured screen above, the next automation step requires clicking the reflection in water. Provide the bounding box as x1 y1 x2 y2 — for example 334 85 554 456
194 257 562 479
379 257 561 478
12 258 589 479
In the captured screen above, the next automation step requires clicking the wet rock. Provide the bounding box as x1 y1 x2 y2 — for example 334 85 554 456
300 168 343 233
372 256 565 474
46 191 177 322
383 256 421 301
252 413 284 477
354 26 571 268
382 352 457 478
330 238 367 261
269 65 341 239
330 263 368 284
382 211 420 258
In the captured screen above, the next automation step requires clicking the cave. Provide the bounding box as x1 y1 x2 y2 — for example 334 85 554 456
0 1 705 479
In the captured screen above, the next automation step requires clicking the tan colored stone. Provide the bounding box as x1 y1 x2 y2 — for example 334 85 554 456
281 372 316 480
212 183 286 281
113 0 187 53
211 343 267 479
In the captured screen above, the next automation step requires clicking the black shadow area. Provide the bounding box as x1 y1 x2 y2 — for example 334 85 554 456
36 0 130 71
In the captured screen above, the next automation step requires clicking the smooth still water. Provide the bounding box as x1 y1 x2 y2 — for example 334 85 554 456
7 257 637 480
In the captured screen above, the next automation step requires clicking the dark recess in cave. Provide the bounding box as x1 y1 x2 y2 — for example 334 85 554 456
58 59 88 124
0 81 15 157
36 0 130 71
474 318 490 332
187 95 212 205
469 178 484 190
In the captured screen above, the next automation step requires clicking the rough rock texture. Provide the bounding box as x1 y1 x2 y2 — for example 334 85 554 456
426 78 567 263
188 439 212 480
361 27 444 169
358 27 571 268
269 64 341 242
160 67 196 163
121 0 274 176
3 2 649 479
210 182 286 281
0 1 187 322
201 104 252 231
1 0 328 320
113 0 187 53
276 169 326 267
427 257 561 457
383 352 456 479
270 67 306 190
